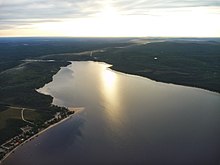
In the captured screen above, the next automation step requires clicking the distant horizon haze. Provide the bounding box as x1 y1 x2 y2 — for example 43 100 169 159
0 0 220 37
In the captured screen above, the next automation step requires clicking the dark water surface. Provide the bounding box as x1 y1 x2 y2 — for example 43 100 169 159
3 61 220 165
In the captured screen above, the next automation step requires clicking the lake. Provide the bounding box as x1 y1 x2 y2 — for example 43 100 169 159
2 61 220 165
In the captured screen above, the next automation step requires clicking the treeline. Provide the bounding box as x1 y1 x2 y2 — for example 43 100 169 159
96 42 220 93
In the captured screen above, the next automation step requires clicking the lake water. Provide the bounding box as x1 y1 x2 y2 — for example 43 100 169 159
2 61 220 165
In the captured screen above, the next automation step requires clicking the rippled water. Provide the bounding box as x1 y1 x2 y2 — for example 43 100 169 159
3 61 220 165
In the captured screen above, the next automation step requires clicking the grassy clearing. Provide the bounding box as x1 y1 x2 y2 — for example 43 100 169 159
23 109 50 123
0 106 53 145
0 107 25 145
0 107 22 130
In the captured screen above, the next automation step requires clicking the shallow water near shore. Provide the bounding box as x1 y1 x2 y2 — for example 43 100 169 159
2 61 220 165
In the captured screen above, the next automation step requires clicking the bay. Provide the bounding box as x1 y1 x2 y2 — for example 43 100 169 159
3 61 220 165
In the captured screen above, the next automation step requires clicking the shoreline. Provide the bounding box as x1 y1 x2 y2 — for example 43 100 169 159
108 65 220 95
0 111 75 164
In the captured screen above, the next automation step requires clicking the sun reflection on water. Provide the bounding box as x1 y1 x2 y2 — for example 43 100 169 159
102 69 116 89
101 67 121 126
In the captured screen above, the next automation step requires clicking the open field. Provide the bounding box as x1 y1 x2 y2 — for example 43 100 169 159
0 107 22 130
0 107 25 145
23 109 42 123
0 106 52 145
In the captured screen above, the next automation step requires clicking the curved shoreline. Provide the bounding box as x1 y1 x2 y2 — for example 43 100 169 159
108 65 220 95
0 112 75 164
107 64 220 94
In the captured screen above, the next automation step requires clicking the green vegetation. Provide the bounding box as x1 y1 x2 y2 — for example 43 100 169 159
0 106 58 145
0 38 131 147
0 108 22 130
23 109 45 123
0 61 69 108
0 61 70 146
0 107 25 145
95 42 220 92
0 37 219 152
0 37 131 72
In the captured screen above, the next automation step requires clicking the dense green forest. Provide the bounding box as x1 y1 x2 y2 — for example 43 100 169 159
96 41 220 92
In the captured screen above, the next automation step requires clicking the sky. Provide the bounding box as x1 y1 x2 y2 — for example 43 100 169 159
0 0 220 37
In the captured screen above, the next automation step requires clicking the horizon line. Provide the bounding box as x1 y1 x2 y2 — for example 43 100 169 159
0 36 220 39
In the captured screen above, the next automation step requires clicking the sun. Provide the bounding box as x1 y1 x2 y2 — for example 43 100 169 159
98 6 119 19
24 4 220 37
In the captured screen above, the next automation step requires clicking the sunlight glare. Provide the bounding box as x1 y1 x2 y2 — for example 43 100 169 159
98 6 119 19
24 6 220 37
101 66 122 127
102 69 116 88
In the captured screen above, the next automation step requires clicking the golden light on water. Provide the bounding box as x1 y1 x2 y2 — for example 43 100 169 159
101 67 121 125
102 69 116 89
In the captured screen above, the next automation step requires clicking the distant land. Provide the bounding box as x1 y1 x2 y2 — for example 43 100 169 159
0 37 220 161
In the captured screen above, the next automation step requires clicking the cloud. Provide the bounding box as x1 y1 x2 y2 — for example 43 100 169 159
0 0 97 19
113 0 220 15
0 0 101 30
0 0 220 31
